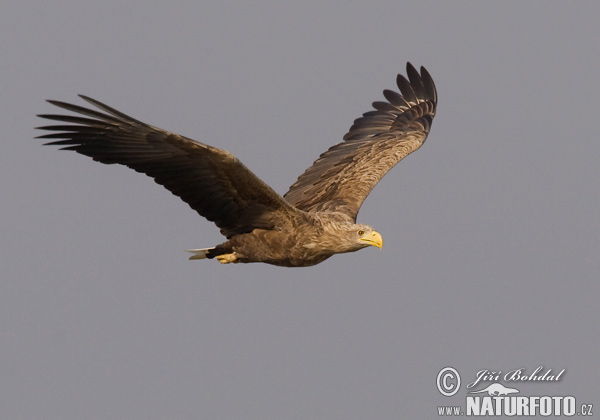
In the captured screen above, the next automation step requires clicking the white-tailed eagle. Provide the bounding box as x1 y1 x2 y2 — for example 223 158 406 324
37 63 437 267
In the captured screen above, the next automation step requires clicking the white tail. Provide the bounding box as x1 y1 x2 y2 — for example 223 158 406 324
186 248 214 260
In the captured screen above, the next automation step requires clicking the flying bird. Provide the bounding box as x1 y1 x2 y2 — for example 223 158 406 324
37 62 437 267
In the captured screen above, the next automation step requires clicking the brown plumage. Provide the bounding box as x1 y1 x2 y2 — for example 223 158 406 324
36 62 437 267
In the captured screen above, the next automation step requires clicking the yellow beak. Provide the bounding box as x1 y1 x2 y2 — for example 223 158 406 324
360 230 383 249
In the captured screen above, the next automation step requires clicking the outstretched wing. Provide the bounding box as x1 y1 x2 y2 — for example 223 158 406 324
37 95 298 238
283 63 437 221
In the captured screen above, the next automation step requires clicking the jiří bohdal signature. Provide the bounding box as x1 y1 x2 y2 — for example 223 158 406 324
467 366 565 389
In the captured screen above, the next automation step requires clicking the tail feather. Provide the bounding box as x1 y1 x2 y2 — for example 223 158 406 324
186 248 214 260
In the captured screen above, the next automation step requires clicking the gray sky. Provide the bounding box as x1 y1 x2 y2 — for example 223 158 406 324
2 1 599 418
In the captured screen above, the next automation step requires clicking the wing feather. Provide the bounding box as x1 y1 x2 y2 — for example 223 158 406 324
37 95 299 238
283 62 437 220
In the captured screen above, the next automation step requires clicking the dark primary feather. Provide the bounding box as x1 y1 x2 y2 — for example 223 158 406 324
283 62 437 220
37 95 299 238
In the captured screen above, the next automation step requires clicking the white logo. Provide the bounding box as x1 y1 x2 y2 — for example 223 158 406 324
435 367 594 417
469 382 519 396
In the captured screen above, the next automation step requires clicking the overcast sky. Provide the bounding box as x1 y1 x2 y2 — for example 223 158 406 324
2 1 599 418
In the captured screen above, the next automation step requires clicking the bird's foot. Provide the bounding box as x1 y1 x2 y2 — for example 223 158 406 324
216 253 238 264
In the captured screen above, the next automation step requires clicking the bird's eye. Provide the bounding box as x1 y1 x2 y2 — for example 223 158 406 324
358 230 364 236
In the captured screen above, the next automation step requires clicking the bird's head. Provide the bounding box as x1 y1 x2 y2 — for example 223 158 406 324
334 223 383 252
355 224 383 249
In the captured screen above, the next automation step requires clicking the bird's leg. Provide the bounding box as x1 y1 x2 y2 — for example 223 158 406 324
216 253 238 264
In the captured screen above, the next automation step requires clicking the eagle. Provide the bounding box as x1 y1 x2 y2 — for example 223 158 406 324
37 62 437 267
